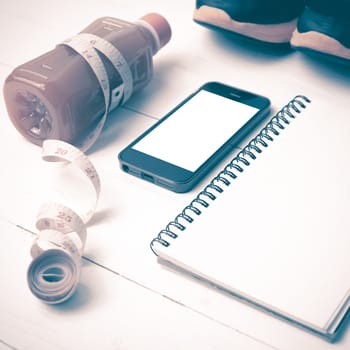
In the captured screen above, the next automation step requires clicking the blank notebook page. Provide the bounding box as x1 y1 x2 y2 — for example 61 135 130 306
158 97 350 332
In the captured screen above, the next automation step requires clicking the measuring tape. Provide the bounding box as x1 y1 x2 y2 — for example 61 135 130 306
61 33 133 151
27 140 100 303
27 33 132 303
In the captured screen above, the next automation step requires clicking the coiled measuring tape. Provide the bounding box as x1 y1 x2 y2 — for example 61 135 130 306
27 139 100 303
27 33 132 303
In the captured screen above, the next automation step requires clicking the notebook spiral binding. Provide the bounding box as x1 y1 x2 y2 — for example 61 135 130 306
150 95 311 255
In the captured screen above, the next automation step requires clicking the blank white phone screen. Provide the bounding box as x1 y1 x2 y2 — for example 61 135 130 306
132 90 259 172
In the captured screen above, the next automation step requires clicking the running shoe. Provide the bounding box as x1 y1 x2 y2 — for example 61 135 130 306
193 0 306 44
291 0 350 61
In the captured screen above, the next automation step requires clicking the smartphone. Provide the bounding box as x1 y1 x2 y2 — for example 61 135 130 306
118 82 270 193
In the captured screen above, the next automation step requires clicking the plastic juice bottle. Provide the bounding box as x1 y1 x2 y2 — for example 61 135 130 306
3 13 171 147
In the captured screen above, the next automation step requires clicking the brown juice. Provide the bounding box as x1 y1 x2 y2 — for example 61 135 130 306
3 13 171 146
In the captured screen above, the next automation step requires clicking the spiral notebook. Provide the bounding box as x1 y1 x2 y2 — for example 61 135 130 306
150 95 350 340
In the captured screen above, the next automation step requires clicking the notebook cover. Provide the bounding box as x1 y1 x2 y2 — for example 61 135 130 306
153 96 350 340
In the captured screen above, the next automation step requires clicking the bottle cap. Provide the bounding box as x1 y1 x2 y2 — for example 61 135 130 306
139 13 172 52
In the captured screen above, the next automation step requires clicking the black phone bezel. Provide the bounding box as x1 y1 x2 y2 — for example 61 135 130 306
118 82 271 193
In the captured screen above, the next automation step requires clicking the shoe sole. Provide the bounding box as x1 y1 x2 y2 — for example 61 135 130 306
291 29 350 61
193 5 298 44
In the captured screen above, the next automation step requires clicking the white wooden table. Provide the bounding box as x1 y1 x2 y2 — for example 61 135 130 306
1 1 349 349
